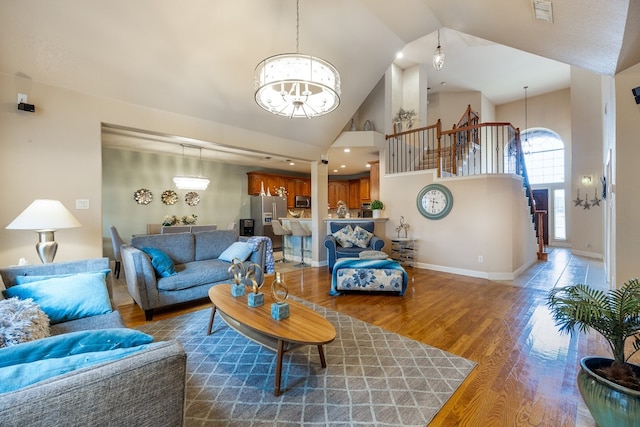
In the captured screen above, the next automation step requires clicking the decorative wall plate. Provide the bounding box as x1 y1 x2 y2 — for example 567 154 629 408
134 188 153 205
185 192 200 206
161 190 178 205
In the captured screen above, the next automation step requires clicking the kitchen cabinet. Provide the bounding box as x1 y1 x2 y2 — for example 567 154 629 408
359 177 370 201
348 179 360 209
328 181 349 208
369 161 379 200
247 172 310 202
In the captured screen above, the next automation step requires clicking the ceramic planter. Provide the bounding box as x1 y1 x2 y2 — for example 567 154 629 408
578 356 640 427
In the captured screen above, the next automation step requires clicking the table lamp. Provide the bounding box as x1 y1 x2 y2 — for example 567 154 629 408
6 199 81 263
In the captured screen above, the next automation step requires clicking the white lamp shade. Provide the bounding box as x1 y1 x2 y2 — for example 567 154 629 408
254 53 341 118
6 199 81 231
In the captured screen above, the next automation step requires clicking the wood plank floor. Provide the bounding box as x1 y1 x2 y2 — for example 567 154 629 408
115 248 624 426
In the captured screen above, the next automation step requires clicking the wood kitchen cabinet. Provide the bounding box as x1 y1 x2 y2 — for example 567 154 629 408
359 177 370 201
247 172 310 208
328 181 349 208
348 179 360 209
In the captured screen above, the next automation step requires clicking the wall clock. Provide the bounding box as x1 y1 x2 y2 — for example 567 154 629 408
416 183 453 220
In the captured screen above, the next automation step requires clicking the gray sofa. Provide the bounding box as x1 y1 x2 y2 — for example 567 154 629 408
0 258 187 427
121 230 267 320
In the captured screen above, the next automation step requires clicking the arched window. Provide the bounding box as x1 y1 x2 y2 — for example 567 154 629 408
521 128 564 184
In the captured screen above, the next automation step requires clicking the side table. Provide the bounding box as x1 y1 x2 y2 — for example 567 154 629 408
391 238 416 267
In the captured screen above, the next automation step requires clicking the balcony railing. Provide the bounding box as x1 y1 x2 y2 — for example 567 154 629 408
386 105 536 216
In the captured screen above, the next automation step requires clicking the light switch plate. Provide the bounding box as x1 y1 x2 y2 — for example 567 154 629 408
76 199 90 210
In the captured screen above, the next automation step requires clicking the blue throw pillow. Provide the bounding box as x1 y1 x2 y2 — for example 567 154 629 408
0 344 156 393
141 246 177 277
0 328 154 368
218 241 253 262
3 272 112 325
15 269 111 285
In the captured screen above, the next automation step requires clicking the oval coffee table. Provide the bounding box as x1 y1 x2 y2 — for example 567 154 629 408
207 284 336 396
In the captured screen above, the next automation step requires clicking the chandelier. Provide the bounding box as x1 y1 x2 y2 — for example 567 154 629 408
173 145 210 191
432 29 445 71
254 0 341 118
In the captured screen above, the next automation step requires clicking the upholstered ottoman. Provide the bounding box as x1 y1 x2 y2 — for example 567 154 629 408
329 257 408 296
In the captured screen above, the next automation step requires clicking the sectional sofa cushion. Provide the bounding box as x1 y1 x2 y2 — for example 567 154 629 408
194 230 238 261
0 328 154 368
156 259 232 291
132 232 195 264
3 272 112 325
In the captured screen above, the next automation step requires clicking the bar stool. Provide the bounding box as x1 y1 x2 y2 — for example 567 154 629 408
271 220 292 262
290 221 312 267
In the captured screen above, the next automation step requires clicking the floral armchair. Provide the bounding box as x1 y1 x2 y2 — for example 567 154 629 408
323 221 385 271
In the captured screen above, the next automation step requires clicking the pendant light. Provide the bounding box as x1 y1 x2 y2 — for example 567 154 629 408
173 144 210 191
254 0 341 118
433 29 445 71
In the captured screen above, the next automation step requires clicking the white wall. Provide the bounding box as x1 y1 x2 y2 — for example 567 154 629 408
379 171 537 279
613 63 640 284
570 67 605 258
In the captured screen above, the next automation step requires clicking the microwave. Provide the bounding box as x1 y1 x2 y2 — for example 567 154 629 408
295 195 311 208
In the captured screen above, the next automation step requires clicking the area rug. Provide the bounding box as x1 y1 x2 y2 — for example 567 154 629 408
136 297 476 426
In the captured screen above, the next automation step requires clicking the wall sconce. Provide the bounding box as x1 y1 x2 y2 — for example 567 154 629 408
581 175 593 186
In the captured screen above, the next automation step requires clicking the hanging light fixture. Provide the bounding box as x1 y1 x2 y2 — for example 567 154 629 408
173 144 210 190
254 0 341 118
432 29 445 70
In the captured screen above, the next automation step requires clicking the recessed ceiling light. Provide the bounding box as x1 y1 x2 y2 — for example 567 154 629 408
396 52 404 59
333 169 338 173
340 165 346 168
343 148 350 153
289 162 295 166
366 163 371 168
440 81 447 86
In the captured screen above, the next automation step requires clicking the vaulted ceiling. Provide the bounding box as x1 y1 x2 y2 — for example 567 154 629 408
2 0 639 174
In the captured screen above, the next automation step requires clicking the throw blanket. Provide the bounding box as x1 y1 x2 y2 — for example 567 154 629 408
247 236 275 273
330 258 408 296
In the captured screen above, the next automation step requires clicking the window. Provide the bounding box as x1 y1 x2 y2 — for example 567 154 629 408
521 128 564 184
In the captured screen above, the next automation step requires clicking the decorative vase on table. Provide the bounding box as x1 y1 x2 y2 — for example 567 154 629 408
373 209 381 219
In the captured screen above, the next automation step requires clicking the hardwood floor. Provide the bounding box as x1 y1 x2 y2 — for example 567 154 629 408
115 248 621 426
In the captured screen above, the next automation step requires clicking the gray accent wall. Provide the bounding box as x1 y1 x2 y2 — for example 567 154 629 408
102 147 254 258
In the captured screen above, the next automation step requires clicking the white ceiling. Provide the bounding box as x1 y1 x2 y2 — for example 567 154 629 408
2 0 639 175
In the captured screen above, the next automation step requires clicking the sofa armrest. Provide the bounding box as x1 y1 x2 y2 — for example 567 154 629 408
369 236 385 251
323 236 339 270
241 237 267 283
0 340 187 427
120 245 159 312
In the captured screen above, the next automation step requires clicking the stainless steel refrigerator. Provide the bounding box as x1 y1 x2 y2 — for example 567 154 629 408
250 195 287 250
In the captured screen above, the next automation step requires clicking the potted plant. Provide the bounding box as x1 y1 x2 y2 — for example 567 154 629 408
370 200 384 218
547 279 640 426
